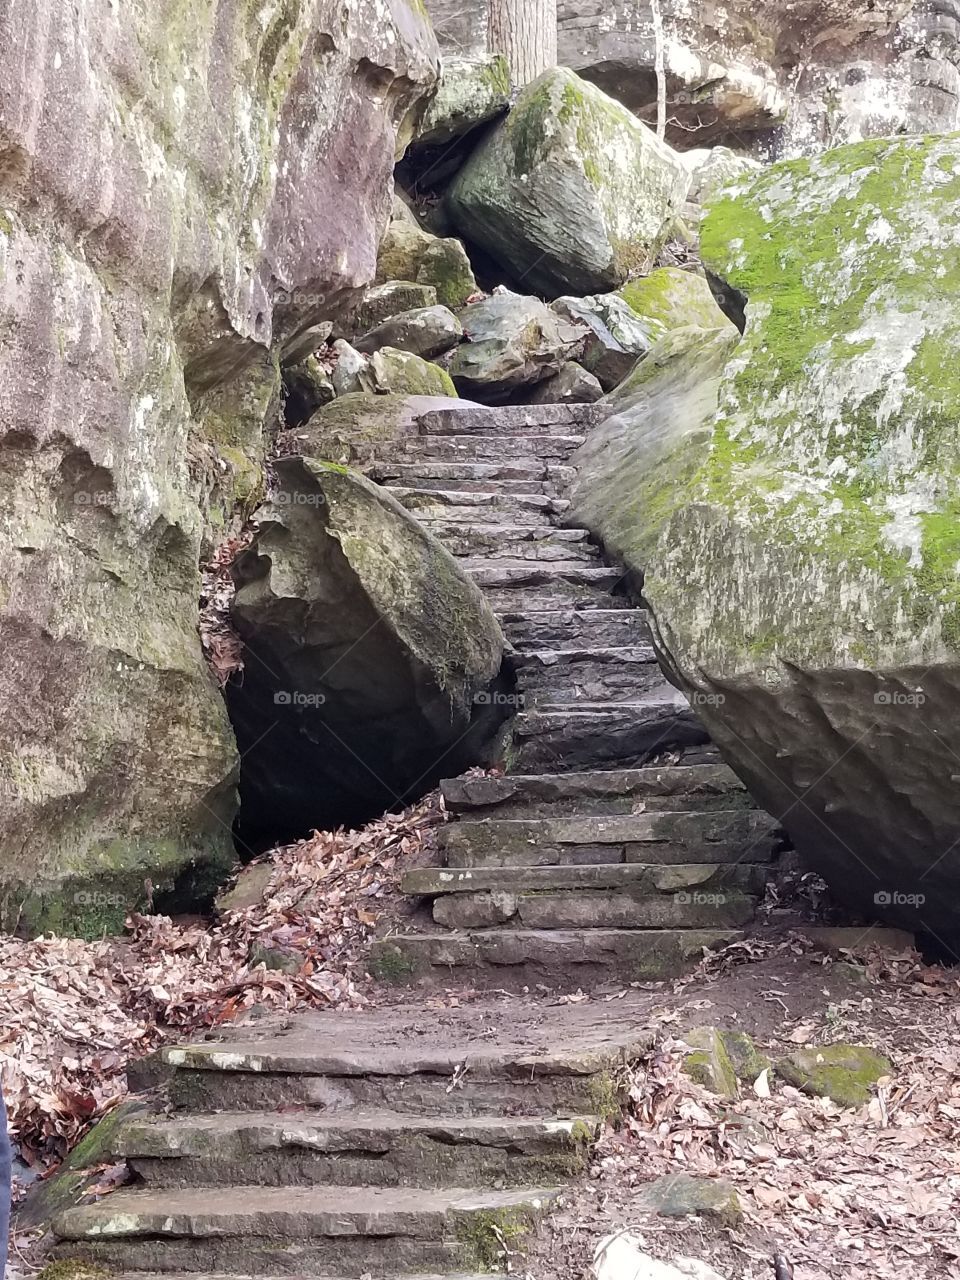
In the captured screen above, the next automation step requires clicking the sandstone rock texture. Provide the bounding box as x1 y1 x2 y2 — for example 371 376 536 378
448 68 690 297
576 135 960 938
428 0 960 153
450 291 587 400
228 460 508 846
0 0 438 932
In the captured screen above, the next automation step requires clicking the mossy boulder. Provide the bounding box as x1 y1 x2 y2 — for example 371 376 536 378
619 267 734 334
683 1027 770 1099
227 460 511 843
369 347 459 398
354 281 439 333
777 1043 892 1108
447 67 690 297
416 238 479 310
282 393 477 466
417 54 511 147
356 306 463 360
377 216 478 310
575 134 960 935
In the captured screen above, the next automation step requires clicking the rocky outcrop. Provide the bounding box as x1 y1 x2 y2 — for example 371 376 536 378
228 460 509 848
428 0 960 152
449 291 587 400
574 135 960 939
0 0 438 932
417 55 512 147
447 68 690 297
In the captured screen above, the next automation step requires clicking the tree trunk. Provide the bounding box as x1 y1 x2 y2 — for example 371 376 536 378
488 0 558 87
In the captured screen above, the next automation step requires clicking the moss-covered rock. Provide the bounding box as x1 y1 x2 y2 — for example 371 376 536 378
447 67 690 297
551 293 657 391
682 1028 738 1099
637 1172 743 1227
354 281 439 333
227 460 511 842
369 347 458 398
416 238 479 310
283 393 468 466
356 306 463 360
574 134 960 935
417 54 511 147
619 267 734 334
777 1043 892 1108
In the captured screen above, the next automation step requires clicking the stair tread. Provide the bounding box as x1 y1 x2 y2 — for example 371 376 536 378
54 1184 561 1239
118 1109 592 1144
405 862 765 894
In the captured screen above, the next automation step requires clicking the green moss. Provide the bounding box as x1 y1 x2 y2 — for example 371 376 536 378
777 1043 892 1107
585 1070 622 1122
368 942 418 983
35 1263 110 1280
455 1206 534 1270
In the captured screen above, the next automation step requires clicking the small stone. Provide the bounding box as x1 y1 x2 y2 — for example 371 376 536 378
682 1027 738 1099
450 291 586 401
637 1172 742 1227
283 355 336 421
552 293 657 390
355 281 438 333
527 362 604 405
216 863 275 915
280 321 334 367
777 1043 892 1108
369 347 458 398
416 238 479 310
331 339 373 396
355 306 463 360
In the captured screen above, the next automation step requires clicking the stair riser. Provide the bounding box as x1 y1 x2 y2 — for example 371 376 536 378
385 476 568 495
487 586 621 613
128 1140 587 1190
504 613 652 650
443 838 776 867
166 1071 619 1119
401 435 586 460
445 539 599 563
415 405 605 434
371 930 743 991
55 1238 470 1277
433 891 758 931
521 667 664 706
512 707 709 770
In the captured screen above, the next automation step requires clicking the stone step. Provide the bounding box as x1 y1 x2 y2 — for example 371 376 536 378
512 698 710 771
105 1273 491 1280
414 404 605 435
487 584 623 613
370 928 743 989
115 1110 596 1190
372 460 575 495
441 763 749 819
513 647 661 705
53 1185 559 1276
463 561 621 591
401 433 587 461
500 607 652 650
159 1019 649 1116
415 522 595 561
392 487 566 525
410 864 764 931
439 810 778 868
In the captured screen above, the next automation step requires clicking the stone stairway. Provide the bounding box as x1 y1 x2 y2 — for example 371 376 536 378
367 401 782 989
51 1006 652 1276
48 399 781 1279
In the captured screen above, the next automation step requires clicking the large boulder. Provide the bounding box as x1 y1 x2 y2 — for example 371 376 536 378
416 55 512 147
449 291 587 401
0 0 438 933
447 68 690 298
228 460 510 846
575 134 960 939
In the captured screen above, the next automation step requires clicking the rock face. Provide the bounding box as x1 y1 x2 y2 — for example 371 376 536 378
228 460 509 847
0 0 438 932
576 135 960 938
447 68 690 297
